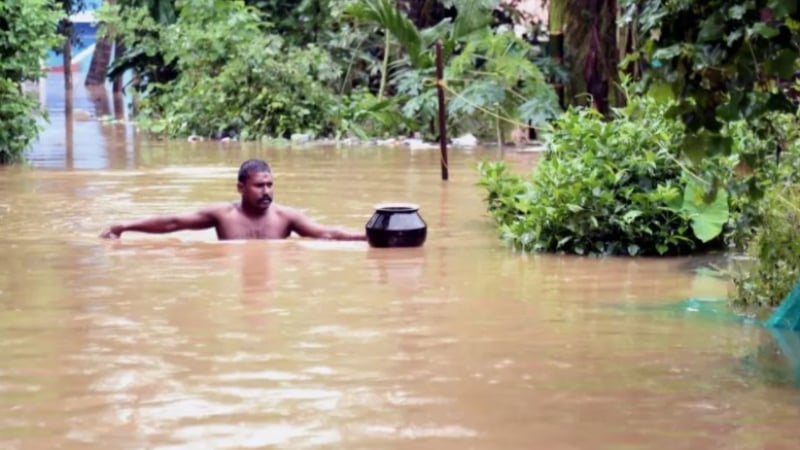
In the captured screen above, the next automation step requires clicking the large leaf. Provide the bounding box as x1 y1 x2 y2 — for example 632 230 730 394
765 49 799 79
447 0 499 41
345 0 428 68
681 180 729 243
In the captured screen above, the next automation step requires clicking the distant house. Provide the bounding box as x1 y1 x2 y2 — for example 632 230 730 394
47 0 102 73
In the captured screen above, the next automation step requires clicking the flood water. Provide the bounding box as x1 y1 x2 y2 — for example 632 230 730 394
2 85 800 449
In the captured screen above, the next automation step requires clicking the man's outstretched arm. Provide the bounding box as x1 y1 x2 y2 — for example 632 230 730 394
287 208 366 241
100 208 218 239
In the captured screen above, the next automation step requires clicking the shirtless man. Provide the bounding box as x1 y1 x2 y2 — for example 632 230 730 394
100 159 367 241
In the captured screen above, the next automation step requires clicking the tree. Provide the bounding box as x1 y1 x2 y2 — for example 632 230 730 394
85 0 115 87
563 0 619 113
55 0 89 103
0 0 63 163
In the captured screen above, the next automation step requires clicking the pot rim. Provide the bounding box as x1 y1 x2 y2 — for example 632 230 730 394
374 202 420 213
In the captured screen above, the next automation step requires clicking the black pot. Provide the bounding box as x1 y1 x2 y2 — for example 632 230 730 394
365 204 427 248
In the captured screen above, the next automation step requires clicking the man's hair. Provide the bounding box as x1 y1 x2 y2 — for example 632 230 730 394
238 159 272 183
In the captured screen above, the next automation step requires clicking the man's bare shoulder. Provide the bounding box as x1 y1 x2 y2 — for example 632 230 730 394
198 202 239 216
271 203 303 217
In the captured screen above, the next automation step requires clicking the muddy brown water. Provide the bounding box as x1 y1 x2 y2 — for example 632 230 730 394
1 119 799 449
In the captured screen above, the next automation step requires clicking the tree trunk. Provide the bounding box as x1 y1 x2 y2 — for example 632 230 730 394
87 0 117 87
112 38 125 95
113 38 126 120
398 0 452 28
85 36 113 86
549 0 565 108
564 0 619 114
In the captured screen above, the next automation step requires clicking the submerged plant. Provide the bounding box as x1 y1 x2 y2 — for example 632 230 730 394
478 94 734 256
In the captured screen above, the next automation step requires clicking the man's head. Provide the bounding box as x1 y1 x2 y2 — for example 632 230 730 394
238 159 271 183
237 159 274 212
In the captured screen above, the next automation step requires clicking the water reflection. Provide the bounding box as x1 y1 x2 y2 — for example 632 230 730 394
366 247 426 293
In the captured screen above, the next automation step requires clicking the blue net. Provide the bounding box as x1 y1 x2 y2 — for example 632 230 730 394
610 297 756 325
765 280 800 331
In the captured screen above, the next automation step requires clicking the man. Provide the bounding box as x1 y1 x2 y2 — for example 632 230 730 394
100 159 367 241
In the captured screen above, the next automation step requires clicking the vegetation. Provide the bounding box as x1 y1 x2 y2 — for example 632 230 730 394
471 0 800 313
101 0 341 139
730 113 800 308
734 185 800 308
0 0 63 164
96 0 559 141
478 93 732 256
628 0 799 166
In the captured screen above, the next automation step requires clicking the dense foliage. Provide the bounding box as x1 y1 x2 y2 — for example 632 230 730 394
102 0 342 139
628 0 799 163
0 0 63 164
734 185 800 308
347 0 560 140
99 0 559 141
730 112 800 307
478 94 735 256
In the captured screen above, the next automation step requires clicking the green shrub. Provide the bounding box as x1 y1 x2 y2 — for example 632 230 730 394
724 113 800 250
0 0 62 164
734 185 800 309
329 88 411 139
107 0 339 140
478 95 732 256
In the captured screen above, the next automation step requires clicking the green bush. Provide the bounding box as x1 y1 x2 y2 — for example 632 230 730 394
734 185 800 309
478 95 732 256
725 113 800 250
730 112 800 309
0 0 62 164
106 0 339 140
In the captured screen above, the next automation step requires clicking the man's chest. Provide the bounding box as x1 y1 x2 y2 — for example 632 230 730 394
217 214 290 239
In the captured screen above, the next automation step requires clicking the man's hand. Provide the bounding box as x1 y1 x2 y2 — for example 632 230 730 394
100 225 122 239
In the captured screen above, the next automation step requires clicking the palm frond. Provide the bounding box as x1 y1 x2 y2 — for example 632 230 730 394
447 0 500 41
346 0 430 68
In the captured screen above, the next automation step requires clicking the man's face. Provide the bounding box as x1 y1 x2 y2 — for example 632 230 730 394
238 171 274 211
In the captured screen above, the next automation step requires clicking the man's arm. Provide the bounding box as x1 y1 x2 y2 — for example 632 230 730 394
100 208 219 239
286 208 366 241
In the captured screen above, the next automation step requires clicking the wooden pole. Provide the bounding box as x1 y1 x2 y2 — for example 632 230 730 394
435 41 448 181
63 20 73 116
